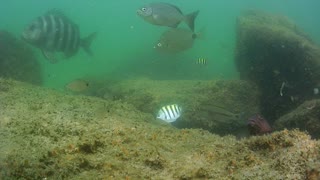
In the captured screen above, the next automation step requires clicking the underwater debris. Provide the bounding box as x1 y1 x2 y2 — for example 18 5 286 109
280 82 285 96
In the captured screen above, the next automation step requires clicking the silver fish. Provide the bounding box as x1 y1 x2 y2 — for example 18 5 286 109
154 28 199 53
157 104 182 123
137 2 199 32
22 10 96 63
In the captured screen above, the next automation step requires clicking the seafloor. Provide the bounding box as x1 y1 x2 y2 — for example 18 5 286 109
0 78 319 179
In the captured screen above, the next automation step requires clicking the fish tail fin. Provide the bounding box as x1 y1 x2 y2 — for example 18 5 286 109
184 10 199 32
194 27 206 40
81 32 97 56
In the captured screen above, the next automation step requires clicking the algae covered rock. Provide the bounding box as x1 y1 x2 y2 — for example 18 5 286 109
274 99 320 138
0 30 42 84
91 78 260 136
235 10 320 122
0 79 319 179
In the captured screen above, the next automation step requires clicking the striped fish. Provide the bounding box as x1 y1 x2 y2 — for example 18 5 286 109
22 10 96 63
156 104 182 123
196 58 207 65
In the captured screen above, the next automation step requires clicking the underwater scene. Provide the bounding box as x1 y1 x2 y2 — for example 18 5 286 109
1 0 320 179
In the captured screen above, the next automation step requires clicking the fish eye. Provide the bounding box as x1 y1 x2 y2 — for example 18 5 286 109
142 7 147 11
157 43 162 47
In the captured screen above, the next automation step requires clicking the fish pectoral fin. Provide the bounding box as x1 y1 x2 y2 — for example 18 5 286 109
42 50 58 63
169 21 181 28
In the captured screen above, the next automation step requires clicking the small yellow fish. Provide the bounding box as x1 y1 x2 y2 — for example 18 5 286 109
65 79 90 92
196 58 207 65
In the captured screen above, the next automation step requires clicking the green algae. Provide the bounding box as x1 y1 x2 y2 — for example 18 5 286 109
0 78 319 179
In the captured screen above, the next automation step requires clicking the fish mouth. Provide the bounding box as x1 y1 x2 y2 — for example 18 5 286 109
136 9 142 15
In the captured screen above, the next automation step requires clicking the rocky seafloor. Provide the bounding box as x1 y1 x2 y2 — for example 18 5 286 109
0 78 319 179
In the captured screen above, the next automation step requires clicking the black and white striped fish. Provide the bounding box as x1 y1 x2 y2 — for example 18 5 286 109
22 10 96 63
196 58 207 65
156 104 182 123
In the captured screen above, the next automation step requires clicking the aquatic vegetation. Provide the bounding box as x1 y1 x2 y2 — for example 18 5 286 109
0 79 319 179
0 30 42 84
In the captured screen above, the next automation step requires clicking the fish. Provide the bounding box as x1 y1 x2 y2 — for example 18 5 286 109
247 114 272 136
21 9 96 63
198 103 243 123
65 79 90 93
137 2 199 32
157 104 182 123
154 28 201 53
196 58 207 65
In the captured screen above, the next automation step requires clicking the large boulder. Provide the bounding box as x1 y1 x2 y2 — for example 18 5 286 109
274 99 320 138
0 30 42 84
234 10 320 122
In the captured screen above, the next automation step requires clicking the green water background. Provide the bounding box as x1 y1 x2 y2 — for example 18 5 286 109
1 0 319 90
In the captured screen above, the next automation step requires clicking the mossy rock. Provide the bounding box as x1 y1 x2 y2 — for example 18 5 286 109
0 30 42 84
274 99 320 138
0 79 319 179
234 10 320 122
89 78 260 136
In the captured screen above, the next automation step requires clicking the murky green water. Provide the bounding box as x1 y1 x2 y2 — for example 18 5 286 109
1 0 319 89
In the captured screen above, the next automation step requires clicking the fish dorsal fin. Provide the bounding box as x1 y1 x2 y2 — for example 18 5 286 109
45 9 75 25
162 3 183 14
45 9 67 18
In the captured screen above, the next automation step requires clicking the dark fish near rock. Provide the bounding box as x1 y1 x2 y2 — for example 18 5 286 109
247 114 272 136
154 28 201 53
137 2 199 32
22 10 96 63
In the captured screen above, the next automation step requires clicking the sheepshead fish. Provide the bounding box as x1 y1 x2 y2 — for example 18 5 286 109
22 10 96 63
157 104 182 123
154 28 201 53
137 2 199 32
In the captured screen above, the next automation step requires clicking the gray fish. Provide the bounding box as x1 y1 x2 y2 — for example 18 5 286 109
137 2 199 32
22 10 96 63
154 28 200 53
